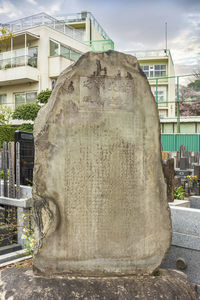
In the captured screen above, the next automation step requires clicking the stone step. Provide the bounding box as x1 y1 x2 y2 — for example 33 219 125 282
0 255 32 268
0 243 22 256
0 249 30 265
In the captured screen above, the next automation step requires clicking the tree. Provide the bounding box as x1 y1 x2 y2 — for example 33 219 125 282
0 27 13 52
0 105 12 125
188 79 200 92
36 89 52 104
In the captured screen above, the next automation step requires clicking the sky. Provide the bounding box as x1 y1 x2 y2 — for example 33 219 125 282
0 0 200 76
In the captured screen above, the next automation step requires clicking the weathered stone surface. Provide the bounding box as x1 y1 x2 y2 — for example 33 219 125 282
0 267 199 300
33 51 171 276
162 158 175 202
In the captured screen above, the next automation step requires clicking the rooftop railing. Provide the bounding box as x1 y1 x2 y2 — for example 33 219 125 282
57 12 112 41
125 49 170 58
1 13 85 43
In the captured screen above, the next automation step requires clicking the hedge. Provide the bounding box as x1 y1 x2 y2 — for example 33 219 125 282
0 125 17 148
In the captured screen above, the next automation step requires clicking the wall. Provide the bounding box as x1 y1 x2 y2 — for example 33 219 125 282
0 82 38 110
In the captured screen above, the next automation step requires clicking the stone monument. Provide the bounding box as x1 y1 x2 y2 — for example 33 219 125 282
0 51 198 299
33 51 171 276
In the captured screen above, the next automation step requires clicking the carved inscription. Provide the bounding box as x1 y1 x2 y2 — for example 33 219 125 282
80 77 134 110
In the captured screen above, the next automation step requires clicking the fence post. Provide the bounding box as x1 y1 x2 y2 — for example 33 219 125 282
8 142 15 198
16 142 20 199
3 142 8 197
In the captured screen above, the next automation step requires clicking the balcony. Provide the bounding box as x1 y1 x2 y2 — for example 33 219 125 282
0 56 39 86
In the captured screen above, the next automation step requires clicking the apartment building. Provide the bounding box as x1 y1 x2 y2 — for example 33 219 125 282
126 49 176 118
0 12 114 113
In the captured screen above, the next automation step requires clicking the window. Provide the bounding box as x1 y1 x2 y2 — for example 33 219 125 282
49 40 81 61
28 47 38 68
50 40 59 56
60 45 70 59
154 65 166 77
15 92 37 108
0 94 7 105
151 86 167 107
141 64 167 78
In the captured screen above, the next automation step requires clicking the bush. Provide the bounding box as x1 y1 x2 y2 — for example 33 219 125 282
0 125 17 148
18 123 33 132
36 89 52 104
174 186 185 200
12 103 41 121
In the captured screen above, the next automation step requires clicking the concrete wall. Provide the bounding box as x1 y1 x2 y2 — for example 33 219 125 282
138 54 175 118
162 206 200 285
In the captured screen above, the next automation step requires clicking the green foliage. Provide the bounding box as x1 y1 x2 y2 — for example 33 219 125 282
0 27 13 52
188 79 200 92
0 125 16 148
21 210 34 255
0 169 9 179
12 103 41 121
174 186 185 200
0 105 12 125
36 89 52 104
18 123 33 132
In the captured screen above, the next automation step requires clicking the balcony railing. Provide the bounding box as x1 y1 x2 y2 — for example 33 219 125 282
0 56 37 70
84 39 114 52
1 12 85 43
125 49 170 58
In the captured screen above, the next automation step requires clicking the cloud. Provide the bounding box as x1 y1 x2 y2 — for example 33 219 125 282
0 0 22 19
26 0 37 5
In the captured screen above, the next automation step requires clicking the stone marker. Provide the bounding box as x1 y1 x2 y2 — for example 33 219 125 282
33 51 171 276
162 158 175 202
180 157 189 170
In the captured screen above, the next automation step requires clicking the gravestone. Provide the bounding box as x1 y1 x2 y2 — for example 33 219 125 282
194 165 200 179
162 158 175 202
180 157 189 170
33 51 171 277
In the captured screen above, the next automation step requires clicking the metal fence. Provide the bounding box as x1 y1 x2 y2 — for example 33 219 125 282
161 134 200 152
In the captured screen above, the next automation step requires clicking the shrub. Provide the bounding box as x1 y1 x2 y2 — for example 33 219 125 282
0 125 16 148
36 89 52 104
12 103 41 121
174 186 185 200
18 123 34 132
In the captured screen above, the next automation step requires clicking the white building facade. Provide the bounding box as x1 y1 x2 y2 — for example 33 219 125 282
0 12 114 112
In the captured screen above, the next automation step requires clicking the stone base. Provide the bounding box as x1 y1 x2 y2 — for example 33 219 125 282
0 268 199 300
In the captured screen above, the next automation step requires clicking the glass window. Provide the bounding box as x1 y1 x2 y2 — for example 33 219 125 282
15 94 26 108
15 92 37 108
28 48 38 68
70 50 80 61
0 94 7 105
50 40 59 56
60 45 70 59
151 86 167 107
141 64 166 77
26 92 37 104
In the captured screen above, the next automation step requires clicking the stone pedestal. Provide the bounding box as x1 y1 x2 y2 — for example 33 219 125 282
0 267 198 300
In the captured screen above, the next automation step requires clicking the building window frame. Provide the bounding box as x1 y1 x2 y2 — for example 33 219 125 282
151 86 167 107
14 91 37 108
141 64 167 78
0 94 7 105
49 39 81 61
